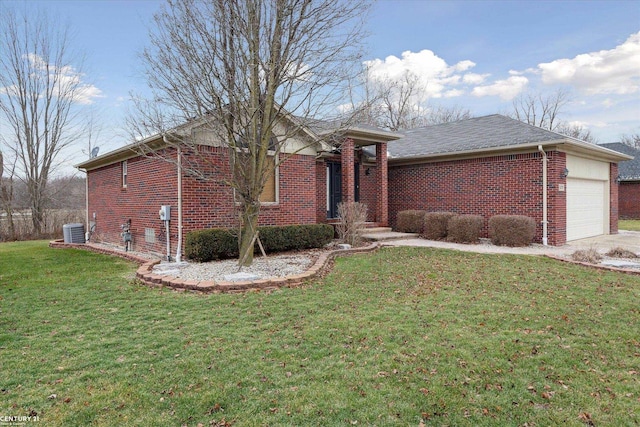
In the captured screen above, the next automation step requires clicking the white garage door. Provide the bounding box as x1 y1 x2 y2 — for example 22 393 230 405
566 178 606 241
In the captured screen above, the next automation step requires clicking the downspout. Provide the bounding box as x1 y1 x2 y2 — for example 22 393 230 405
176 146 183 262
83 169 90 242
162 135 183 262
537 145 548 246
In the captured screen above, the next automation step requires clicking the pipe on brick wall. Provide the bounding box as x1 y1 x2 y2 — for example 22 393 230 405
163 135 184 262
176 146 183 263
84 169 89 241
538 145 548 246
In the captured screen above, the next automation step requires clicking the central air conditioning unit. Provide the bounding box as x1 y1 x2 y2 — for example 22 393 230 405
63 223 86 244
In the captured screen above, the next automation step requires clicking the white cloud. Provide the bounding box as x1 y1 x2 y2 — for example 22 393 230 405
363 49 476 99
17 53 103 105
443 89 465 98
74 84 104 105
538 31 640 95
462 73 489 85
449 60 476 72
602 98 615 108
471 76 529 100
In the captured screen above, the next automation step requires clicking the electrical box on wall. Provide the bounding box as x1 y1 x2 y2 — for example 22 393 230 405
159 205 171 221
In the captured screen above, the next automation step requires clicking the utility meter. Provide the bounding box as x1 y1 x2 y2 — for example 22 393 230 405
159 205 171 221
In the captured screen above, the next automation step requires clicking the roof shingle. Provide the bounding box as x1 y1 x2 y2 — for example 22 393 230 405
599 142 640 181
387 114 569 159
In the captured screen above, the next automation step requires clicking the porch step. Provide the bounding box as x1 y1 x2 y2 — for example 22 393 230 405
360 227 392 233
359 229 420 242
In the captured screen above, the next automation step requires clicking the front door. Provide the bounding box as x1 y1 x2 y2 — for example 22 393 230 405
327 162 341 219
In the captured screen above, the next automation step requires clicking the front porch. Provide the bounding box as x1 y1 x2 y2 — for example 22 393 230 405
316 125 401 227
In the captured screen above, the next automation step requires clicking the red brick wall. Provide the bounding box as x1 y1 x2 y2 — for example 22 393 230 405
87 146 317 256
316 160 327 223
388 151 567 245
87 149 179 255
610 164 619 232
341 139 355 203
358 163 378 222
547 151 567 246
316 156 379 223
375 142 389 226
619 181 640 219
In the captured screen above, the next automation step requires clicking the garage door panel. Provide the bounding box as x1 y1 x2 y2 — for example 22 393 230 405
567 178 605 241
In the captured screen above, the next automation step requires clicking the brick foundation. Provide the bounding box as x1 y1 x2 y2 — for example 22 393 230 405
619 181 640 219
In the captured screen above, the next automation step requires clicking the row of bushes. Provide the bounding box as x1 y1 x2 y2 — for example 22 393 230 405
184 223 334 262
396 210 536 246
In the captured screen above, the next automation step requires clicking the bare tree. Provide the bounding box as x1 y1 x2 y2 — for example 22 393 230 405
425 104 472 126
555 122 598 144
351 68 471 131
0 152 17 240
510 88 570 131
0 8 92 236
132 0 369 266
510 88 601 143
376 70 429 131
620 133 640 149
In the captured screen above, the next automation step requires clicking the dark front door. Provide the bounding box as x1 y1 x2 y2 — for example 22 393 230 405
327 162 341 219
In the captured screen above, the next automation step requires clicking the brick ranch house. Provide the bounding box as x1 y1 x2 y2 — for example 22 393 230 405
76 114 630 258
600 142 640 219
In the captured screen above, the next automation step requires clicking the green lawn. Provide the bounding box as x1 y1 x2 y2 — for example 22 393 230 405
619 219 640 231
1 241 638 426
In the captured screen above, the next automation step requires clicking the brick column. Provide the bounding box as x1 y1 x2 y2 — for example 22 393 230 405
610 163 619 235
376 141 388 226
341 138 355 203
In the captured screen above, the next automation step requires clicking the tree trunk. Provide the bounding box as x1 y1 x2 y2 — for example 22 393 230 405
238 201 260 267
31 206 44 237
1 196 16 240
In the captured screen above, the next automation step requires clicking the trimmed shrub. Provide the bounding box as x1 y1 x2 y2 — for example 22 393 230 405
396 210 426 233
489 215 536 247
422 211 456 240
259 224 334 253
184 224 334 262
184 228 238 262
447 214 483 243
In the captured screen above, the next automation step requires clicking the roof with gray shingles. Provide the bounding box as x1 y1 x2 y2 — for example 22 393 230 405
387 114 570 159
599 142 640 181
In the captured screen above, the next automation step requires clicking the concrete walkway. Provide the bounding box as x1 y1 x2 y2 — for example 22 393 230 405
379 230 640 257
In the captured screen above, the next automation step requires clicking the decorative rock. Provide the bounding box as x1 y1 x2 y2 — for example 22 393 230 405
601 259 640 268
337 243 352 250
223 272 260 282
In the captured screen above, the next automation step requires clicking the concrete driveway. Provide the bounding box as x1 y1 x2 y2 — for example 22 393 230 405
565 230 640 254
381 230 640 257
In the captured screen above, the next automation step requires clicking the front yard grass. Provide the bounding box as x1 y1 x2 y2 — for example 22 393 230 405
1 241 638 426
619 219 640 231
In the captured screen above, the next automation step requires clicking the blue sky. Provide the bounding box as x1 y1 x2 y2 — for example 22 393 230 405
4 0 640 173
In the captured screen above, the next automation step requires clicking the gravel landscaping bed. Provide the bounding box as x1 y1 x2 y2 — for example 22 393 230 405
152 252 320 282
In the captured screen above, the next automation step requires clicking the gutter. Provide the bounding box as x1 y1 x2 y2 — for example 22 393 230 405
387 139 632 166
538 145 548 246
